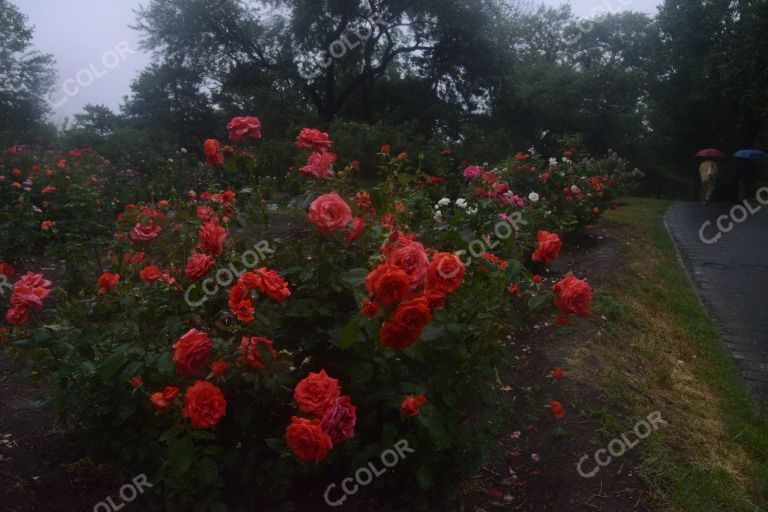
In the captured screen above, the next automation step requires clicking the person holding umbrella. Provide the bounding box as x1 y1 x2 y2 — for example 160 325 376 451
695 149 725 204
734 150 767 201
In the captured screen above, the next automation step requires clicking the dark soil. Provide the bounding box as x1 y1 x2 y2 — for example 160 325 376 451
0 223 654 512
463 223 655 511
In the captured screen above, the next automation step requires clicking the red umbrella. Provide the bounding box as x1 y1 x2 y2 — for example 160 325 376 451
694 148 726 158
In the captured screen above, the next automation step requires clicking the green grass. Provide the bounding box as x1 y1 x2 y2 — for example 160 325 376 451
591 198 768 511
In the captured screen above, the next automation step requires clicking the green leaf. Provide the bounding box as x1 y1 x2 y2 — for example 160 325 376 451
416 466 433 490
196 457 219 486
168 436 195 475
351 361 375 385
341 268 369 289
339 318 360 349
528 292 553 312
96 352 126 380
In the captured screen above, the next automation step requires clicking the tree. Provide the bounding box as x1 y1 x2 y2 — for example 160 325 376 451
121 63 217 148
73 104 120 136
133 0 506 123
0 0 56 145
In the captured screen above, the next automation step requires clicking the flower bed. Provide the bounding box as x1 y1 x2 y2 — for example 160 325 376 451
0 120 635 510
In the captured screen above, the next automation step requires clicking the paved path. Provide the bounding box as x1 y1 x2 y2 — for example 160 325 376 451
666 202 768 407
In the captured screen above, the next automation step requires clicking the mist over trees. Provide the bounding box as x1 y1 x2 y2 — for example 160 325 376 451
3 0 768 197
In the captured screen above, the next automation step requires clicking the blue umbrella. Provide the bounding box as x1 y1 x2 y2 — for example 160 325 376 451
734 149 767 160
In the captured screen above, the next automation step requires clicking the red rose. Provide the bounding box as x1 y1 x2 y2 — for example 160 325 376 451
426 253 465 295
130 377 143 389
549 400 565 419
390 296 432 333
140 266 162 282
172 328 212 377
365 264 410 308
199 221 227 256
321 396 356 445
183 381 227 428
551 367 564 380
185 253 215 282
532 231 562 265
296 128 332 151
362 299 380 318
532 274 542 284
150 386 180 411
308 192 352 234
379 320 421 350
346 217 366 243
293 370 340 418
400 395 426 416
238 336 277 369
6 306 29 326
508 284 520 297
227 116 262 143
211 361 229 376
380 144 391 154
97 273 120 294
423 289 446 310
203 139 224 167
285 416 333 462
553 275 592 317
0 263 15 279
387 240 429 289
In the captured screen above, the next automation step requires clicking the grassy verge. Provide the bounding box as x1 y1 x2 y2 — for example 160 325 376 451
587 198 767 511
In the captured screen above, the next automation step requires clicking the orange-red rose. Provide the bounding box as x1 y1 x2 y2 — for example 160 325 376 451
426 253 465 295
97 273 120 294
532 231 562 265
203 139 224 167
150 386 180 411
365 264 410 308
553 275 592 317
401 395 427 416
183 381 227 428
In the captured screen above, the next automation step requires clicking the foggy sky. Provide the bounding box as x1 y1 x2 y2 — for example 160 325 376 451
14 0 661 123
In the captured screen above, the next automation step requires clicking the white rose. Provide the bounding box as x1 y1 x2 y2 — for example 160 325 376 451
433 210 443 221
467 206 478 215
437 197 451 207
455 198 468 209
528 192 540 203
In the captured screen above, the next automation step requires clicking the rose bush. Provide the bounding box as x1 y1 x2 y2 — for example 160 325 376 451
0 120 638 510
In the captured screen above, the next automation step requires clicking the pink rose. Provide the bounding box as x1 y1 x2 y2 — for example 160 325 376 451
300 151 337 180
130 220 162 244
386 240 429 289
321 396 356 445
308 193 352 235
227 116 262 143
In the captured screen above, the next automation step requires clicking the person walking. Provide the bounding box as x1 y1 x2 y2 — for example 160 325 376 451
699 159 719 204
